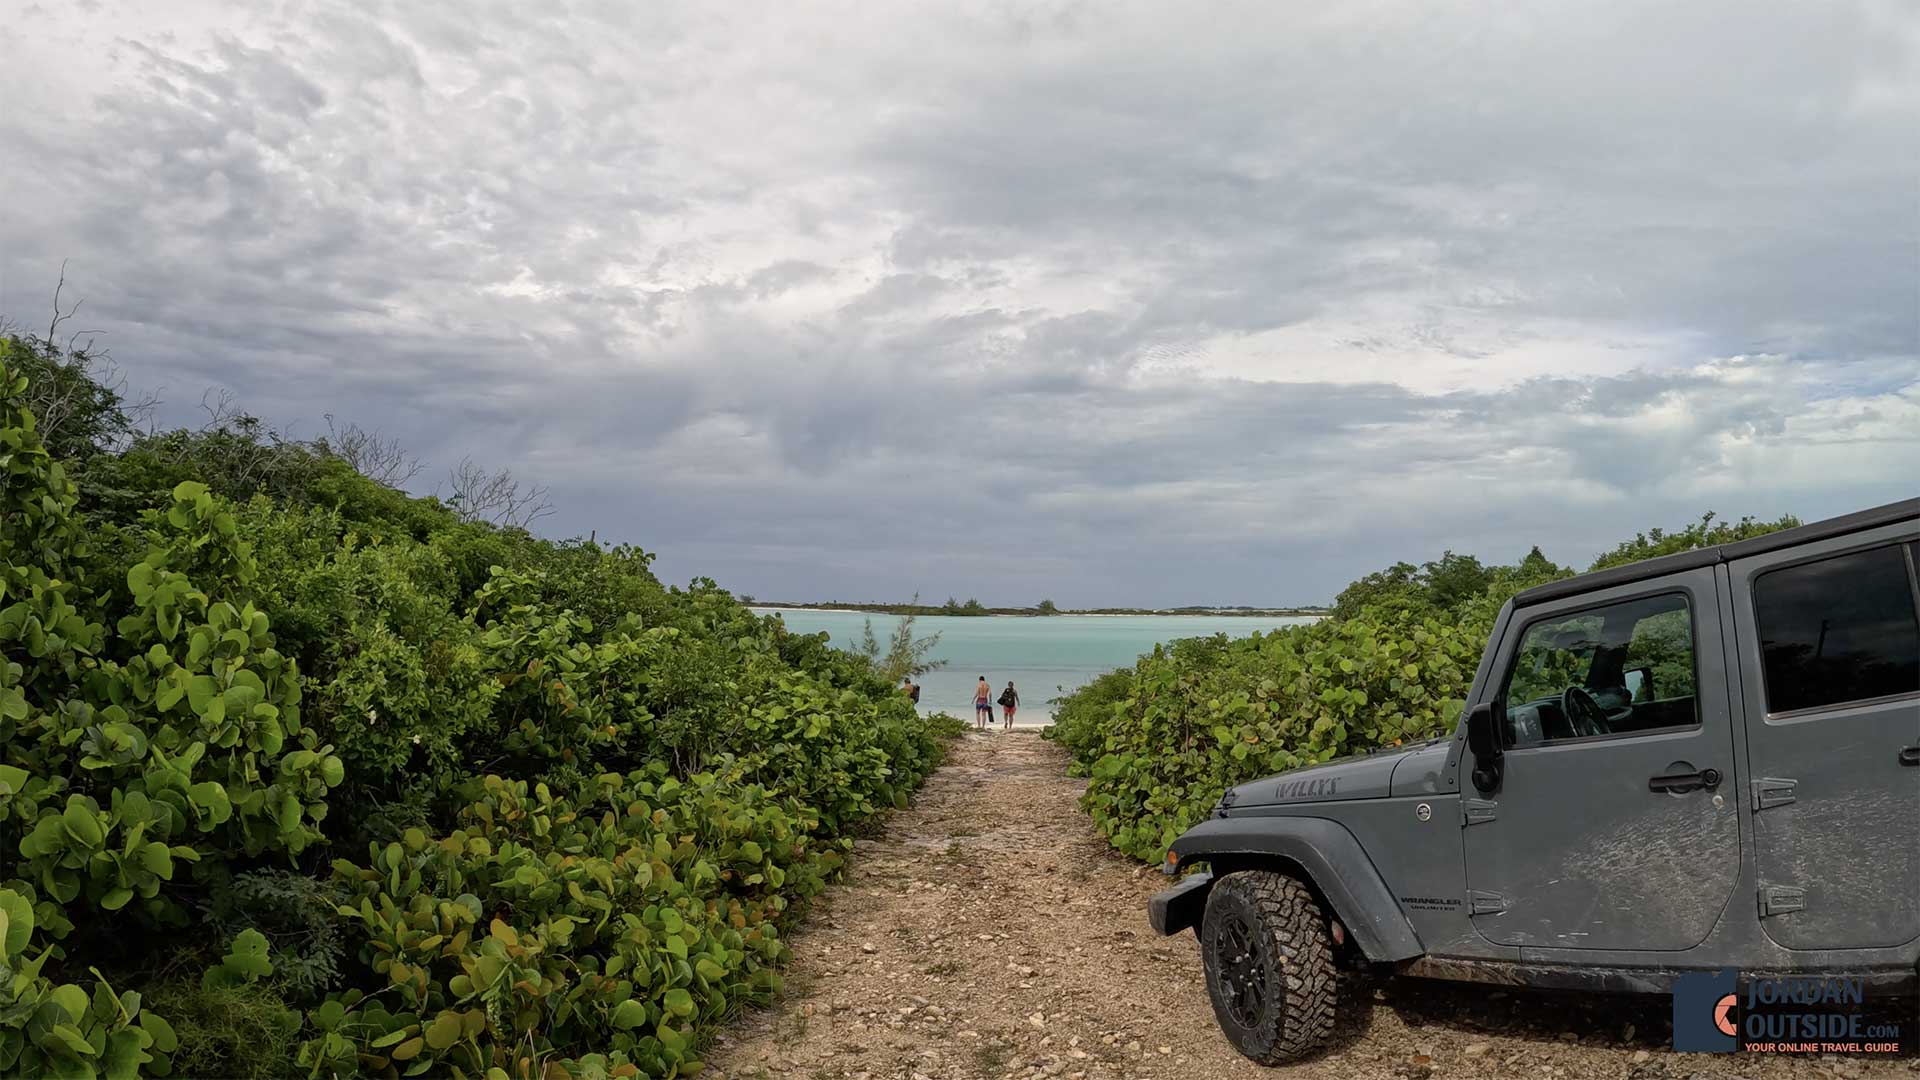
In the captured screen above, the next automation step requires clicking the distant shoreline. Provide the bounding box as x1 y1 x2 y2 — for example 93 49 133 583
749 603 1327 618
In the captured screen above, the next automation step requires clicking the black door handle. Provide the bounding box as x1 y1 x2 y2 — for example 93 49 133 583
1649 767 1722 794
1901 746 1919 767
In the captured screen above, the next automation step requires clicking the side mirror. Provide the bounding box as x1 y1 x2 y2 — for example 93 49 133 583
1623 666 1652 701
1465 701 1504 793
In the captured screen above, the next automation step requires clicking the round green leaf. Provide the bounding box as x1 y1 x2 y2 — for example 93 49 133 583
50 984 91 1023
423 1012 464 1051
139 1012 178 1053
611 1000 647 1029
0 889 33 956
50 1022 97 1057
140 842 173 880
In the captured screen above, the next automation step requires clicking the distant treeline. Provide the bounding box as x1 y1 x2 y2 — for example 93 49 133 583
746 596 1329 617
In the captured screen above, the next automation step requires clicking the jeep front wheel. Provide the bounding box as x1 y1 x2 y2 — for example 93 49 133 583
1199 870 1338 1064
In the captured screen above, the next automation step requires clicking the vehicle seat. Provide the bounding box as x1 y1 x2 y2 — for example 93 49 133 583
1535 701 1575 741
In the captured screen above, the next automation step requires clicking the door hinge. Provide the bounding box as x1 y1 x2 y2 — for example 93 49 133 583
1759 885 1806 918
1752 777 1797 811
1468 891 1508 916
1462 799 1498 826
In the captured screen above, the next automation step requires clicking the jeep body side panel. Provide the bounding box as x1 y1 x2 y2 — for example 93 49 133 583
1387 740 1455 795
1464 565 1743 951
1725 518 1920 951
1241 796 1511 961
1168 815 1425 962
1512 939 1920 983
1222 752 1400 807
1403 956 1918 995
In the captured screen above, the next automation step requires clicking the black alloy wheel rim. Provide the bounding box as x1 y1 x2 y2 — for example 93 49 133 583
1213 913 1270 1029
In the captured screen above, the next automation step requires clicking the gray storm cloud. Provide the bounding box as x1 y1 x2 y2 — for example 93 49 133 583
2 0 1914 606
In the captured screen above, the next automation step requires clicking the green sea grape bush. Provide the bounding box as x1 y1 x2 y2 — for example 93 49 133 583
0 347 958 1078
4 480 342 923
299 766 825 1078
2 394 342 920
238 500 502 794
1045 669 1132 769
0 887 181 1079
1055 612 1484 861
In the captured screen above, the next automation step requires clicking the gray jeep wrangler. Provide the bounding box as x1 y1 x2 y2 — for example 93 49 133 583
1150 498 1920 1063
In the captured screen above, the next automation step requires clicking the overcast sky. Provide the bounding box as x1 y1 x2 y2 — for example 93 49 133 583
4 0 1915 606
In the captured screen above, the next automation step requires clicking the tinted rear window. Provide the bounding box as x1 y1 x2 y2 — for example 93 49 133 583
1754 543 1920 713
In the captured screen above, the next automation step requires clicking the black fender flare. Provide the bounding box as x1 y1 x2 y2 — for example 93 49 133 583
1169 815 1424 962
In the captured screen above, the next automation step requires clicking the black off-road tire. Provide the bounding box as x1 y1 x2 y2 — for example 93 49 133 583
1200 870 1338 1064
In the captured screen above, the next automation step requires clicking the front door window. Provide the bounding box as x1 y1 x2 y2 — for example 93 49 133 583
1501 592 1698 747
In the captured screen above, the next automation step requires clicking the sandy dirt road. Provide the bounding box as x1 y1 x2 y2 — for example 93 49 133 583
706 732 1914 1080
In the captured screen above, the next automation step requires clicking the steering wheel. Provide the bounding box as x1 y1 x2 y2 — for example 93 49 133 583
1562 686 1610 738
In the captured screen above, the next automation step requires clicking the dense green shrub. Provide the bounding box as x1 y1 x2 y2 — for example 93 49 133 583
1054 611 1484 861
1052 513 1798 864
299 766 829 1077
1045 669 1133 766
0 349 955 1079
918 713 970 741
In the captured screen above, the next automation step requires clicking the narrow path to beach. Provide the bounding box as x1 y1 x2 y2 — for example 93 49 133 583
705 733 1907 1080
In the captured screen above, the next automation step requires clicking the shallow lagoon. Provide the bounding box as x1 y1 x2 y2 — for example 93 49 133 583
753 609 1321 722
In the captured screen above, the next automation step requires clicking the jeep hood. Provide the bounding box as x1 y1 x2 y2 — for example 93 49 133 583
1221 737 1450 807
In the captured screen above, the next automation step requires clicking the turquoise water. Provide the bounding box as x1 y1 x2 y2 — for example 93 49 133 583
752 609 1321 723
